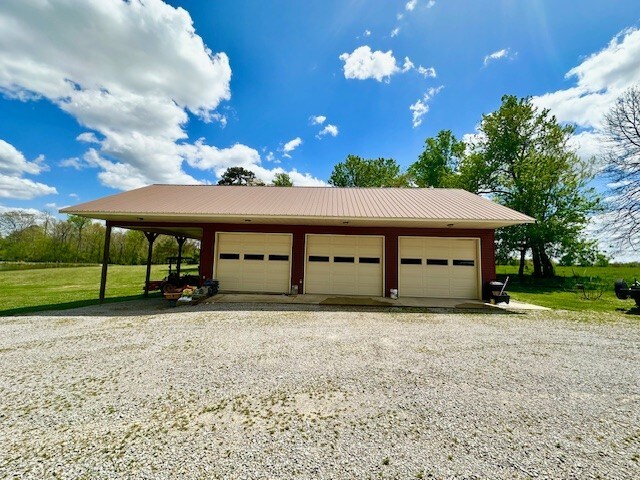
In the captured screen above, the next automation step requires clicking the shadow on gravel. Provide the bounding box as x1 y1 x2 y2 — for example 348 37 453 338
1 297 519 317
0 294 155 317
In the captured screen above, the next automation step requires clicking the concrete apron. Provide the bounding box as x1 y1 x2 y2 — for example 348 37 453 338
203 293 548 311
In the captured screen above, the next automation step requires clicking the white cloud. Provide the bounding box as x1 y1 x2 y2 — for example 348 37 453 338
76 132 100 144
0 174 57 200
402 57 415 73
317 124 339 138
0 139 56 199
69 193 79 199
534 27 640 130
406 0 418 11
59 157 83 170
339 46 400 82
364 30 371 37
0 205 43 215
483 48 512 66
409 86 443 127
0 0 259 191
427 0 436 8
417 65 437 78
397 13 404 20
310 115 326 125
567 131 606 163
0 139 44 176
283 137 303 155
391 28 400 38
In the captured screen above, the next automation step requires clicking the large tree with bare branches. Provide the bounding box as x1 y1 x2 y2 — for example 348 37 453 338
603 86 640 251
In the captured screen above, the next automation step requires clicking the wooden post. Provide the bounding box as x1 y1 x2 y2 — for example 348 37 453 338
99 223 112 304
176 236 186 277
143 232 159 297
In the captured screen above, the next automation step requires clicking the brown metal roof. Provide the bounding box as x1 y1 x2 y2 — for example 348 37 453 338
60 185 535 228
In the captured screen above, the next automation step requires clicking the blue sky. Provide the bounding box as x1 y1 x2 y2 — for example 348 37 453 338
1 0 639 247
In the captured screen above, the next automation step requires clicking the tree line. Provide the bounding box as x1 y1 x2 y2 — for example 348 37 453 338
0 211 197 265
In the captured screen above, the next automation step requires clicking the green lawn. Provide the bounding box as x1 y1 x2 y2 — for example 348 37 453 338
0 264 168 315
1 263 638 316
496 265 640 312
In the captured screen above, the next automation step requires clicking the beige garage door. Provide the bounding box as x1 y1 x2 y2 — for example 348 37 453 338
305 235 383 296
215 233 292 293
399 237 480 299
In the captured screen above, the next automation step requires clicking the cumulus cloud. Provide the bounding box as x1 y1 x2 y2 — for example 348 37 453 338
310 115 326 125
0 139 56 199
406 0 418 11
282 137 303 157
0 0 321 190
364 30 371 37
317 124 339 138
534 27 640 130
339 46 400 82
0 139 45 176
483 48 513 66
409 86 443 127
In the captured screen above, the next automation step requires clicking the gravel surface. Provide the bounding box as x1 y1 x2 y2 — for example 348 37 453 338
0 301 639 479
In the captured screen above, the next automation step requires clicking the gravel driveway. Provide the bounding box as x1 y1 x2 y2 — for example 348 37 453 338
0 302 639 479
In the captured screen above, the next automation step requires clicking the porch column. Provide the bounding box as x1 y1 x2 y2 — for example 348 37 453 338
99 222 112 304
143 232 159 297
199 226 215 281
176 236 186 277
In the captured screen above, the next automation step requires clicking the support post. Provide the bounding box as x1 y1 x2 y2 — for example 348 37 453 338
199 227 215 281
176 236 186 277
143 232 159 297
99 223 112 304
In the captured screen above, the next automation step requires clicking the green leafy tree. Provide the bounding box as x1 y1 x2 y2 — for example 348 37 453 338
329 155 409 187
459 95 600 277
409 130 466 187
217 167 260 186
272 172 293 187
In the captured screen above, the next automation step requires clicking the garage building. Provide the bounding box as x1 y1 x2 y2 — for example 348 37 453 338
61 185 534 300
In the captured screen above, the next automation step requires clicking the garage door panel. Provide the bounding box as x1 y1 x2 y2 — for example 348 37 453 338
399 237 479 299
305 235 383 296
216 233 291 293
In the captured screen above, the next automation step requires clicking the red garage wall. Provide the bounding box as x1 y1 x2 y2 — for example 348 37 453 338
114 220 497 298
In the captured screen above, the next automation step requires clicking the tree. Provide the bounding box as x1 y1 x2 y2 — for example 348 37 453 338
328 155 409 187
603 85 640 251
217 167 261 186
68 215 91 262
409 130 466 187
272 172 293 187
458 95 600 277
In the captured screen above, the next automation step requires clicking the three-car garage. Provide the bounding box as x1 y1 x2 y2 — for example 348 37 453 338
61 185 535 303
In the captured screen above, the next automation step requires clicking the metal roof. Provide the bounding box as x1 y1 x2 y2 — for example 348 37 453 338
60 185 535 229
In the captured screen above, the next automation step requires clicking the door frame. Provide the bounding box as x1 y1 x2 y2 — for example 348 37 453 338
214 231 294 293
303 233 386 296
397 236 482 299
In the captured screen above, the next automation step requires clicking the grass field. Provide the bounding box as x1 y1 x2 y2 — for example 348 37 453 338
0 265 168 315
497 264 640 312
0 264 638 315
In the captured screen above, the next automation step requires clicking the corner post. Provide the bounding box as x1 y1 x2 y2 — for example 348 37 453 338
143 232 159 297
99 222 112 304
